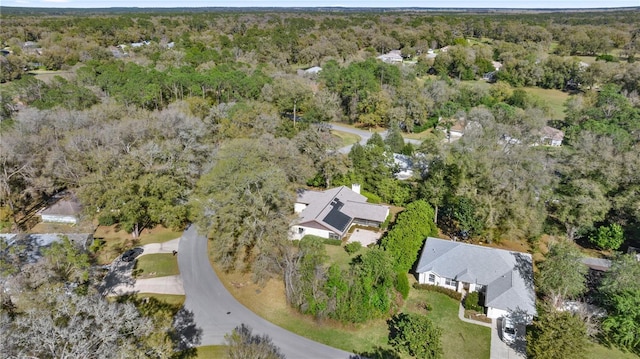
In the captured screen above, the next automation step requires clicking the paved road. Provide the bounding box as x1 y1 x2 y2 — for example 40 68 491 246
178 226 354 358
330 123 422 154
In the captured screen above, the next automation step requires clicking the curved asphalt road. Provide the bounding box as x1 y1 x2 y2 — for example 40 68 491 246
178 226 354 358
330 123 422 154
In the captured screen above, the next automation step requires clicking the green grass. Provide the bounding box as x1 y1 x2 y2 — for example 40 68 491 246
405 290 491 359
324 243 359 270
522 86 570 120
135 293 185 307
138 227 182 245
587 343 639 359
196 345 227 359
331 130 361 147
134 253 179 278
93 225 182 264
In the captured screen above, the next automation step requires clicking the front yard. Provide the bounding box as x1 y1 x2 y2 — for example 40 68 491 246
134 253 179 279
213 240 491 358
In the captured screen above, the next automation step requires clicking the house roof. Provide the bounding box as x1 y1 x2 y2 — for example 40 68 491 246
295 186 389 237
540 126 564 142
304 66 322 74
416 237 536 316
39 195 82 217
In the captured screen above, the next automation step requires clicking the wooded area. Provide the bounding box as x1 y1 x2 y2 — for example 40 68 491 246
1 7 640 358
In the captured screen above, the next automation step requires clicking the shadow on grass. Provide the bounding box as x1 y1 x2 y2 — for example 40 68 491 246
349 346 400 359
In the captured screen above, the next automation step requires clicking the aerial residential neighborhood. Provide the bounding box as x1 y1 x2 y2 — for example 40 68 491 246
1 4 640 359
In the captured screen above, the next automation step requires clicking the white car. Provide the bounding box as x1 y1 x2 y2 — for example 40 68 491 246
501 316 517 344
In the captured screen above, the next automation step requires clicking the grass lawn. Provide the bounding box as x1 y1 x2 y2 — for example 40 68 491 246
93 225 182 264
196 345 227 358
135 293 185 307
212 239 490 358
522 86 570 120
331 130 361 147
402 127 435 141
134 253 179 279
324 243 360 270
405 289 491 359
587 343 639 359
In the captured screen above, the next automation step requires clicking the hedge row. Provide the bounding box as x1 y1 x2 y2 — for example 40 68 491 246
412 283 462 301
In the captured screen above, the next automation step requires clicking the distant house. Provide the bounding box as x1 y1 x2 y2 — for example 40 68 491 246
37 194 82 225
393 153 414 180
416 237 536 319
439 45 451 53
539 126 564 146
291 185 389 240
130 40 151 48
377 50 403 64
1 233 93 263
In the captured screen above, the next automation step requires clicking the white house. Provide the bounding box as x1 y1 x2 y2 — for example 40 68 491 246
377 50 403 64
539 126 564 146
37 194 82 225
291 185 389 240
416 237 536 319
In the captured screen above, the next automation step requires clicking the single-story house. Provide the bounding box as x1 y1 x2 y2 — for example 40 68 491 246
1 233 93 263
377 50 403 64
539 126 564 146
416 237 536 319
393 153 414 180
291 185 389 240
37 194 82 225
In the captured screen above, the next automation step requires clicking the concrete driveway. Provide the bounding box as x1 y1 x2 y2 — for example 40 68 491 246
101 237 185 296
491 317 526 359
178 225 353 358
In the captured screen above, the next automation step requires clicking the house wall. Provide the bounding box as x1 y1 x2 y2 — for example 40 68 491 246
290 225 335 240
487 307 509 319
40 214 78 224
418 271 459 291
418 271 479 293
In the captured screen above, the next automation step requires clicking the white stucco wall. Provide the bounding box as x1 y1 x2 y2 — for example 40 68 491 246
487 307 509 319
290 225 334 240
418 271 459 291
40 214 78 224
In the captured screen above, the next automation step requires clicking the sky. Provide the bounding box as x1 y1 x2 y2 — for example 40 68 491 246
2 0 639 8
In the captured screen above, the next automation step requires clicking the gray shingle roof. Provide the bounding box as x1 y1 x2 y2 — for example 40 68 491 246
295 186 389 237
416 237 536 316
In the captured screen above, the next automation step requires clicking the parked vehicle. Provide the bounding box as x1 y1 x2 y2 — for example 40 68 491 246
501 316 517 344
121 247 143 262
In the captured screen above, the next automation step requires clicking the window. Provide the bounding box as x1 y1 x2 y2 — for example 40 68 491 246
445 278 457 287
428 274 436 283
328 233 340 239
298 227 304 234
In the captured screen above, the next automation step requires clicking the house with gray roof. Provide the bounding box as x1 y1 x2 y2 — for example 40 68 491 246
291 185 389 240
37 193 82 225
416 237 536 319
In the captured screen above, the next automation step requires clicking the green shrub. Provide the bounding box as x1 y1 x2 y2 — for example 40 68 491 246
301 234 342 246
344 241 362 254
412 283 462 301
361 190 382 204
464 291 483 312
395 272 410 299
98 213 117 226
89 238 105 253
323 238 343 246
